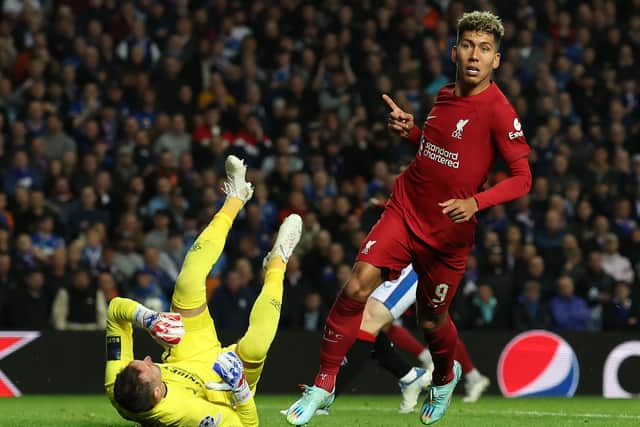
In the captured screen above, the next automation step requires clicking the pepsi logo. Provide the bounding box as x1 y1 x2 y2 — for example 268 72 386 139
497 330 579 397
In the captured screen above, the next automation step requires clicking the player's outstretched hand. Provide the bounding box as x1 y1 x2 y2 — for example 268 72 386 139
382 94 414 138
206 351 252 405
147 312 185 347
438 197 479 223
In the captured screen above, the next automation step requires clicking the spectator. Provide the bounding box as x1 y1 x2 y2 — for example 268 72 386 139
42 113 75 162
142 246 177 295
3 150 42 196
513 280 552 331
601 233 635 284
466 282 507 330
478 244 514 312
3 269 49 329
96 271 119 303
549 275 591 332
143 209 173 251
45 248 70 301
521 254 554 299
67 185 109 239
301 291 328 332
611 198 636 240
602 282 639 331
31 214 65 264
51 268 107 330
281 253 307 328
210 269 256 332
153 113 191 166
113 234 144 281
81 224 104 271
622 228 640 274
146 177 172 216
534 209 567 276
127 268 169 313
13 232 38 276
94 170 115 213
166 231 187 271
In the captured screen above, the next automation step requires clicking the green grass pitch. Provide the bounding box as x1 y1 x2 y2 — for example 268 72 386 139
0 395 639 426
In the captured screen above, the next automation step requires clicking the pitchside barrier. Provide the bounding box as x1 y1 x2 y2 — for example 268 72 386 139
0 330 638 398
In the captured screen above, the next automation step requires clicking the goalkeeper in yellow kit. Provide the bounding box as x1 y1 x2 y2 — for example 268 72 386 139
104 155 303 427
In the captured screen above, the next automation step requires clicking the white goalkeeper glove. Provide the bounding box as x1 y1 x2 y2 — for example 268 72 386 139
133 305 185 347
206 351 252 405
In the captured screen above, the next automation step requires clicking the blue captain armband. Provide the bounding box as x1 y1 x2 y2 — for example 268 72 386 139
106 336 122 361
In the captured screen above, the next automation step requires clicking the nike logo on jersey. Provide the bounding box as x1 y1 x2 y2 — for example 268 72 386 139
451 119 469 139
426 115 437 121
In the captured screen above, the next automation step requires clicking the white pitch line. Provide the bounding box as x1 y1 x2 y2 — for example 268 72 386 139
258 404 640 420
473 409 640 420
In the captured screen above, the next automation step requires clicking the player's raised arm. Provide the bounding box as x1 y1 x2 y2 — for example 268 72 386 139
104 298 138 398
104 297 185 397
382 94 420 144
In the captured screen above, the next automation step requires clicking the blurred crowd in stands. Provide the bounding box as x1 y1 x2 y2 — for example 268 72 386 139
0 0 639 334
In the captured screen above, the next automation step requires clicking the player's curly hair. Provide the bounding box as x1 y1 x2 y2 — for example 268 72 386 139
114 364 156 413
456 11 504 48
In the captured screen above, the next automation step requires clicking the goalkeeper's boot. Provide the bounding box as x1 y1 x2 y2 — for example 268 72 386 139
419 361 462 425
463 373 490 403
398 367 431 414
285 384 334 425
263 214 302 268
223 155 254 203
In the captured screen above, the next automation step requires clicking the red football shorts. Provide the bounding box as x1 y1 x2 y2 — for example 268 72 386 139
356 206 468 314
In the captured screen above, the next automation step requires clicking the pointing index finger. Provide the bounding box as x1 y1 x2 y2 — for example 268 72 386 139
382 94 400 112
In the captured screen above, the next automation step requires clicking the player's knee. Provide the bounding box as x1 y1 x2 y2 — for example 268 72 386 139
343 264 381 302
418 312 446 332
419 319 440 331
174 272 194 290
237 341 268 365
343 278 366 301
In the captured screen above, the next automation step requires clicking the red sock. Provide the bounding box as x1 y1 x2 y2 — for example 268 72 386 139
424 316 458 385
455 336 475 375
314 292 366 392
387 324 425 357
357 329 377 343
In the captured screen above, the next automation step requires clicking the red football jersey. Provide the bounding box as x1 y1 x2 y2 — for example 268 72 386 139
389 82 530 254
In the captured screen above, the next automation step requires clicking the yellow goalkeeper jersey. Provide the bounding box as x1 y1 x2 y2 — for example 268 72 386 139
104 298 258 427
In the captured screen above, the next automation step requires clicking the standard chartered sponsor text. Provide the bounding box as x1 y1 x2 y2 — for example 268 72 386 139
419 140 460 169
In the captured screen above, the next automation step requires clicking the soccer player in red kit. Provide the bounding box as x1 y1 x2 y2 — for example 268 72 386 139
285 11 531 425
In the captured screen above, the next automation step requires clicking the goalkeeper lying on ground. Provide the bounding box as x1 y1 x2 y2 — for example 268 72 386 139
104 155 303 426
